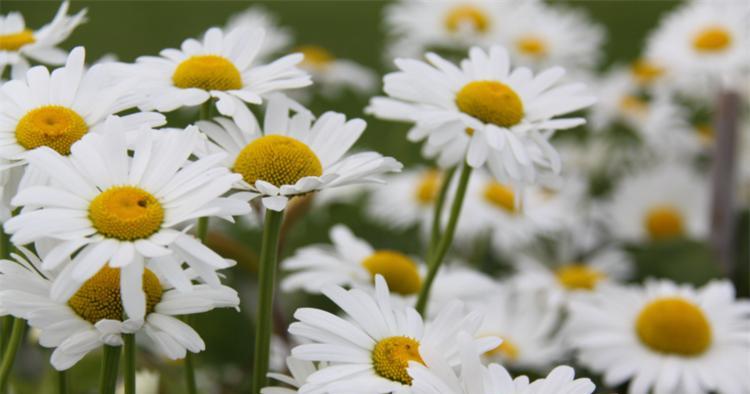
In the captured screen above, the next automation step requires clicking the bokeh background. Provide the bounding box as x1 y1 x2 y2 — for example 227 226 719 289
1 1 747 393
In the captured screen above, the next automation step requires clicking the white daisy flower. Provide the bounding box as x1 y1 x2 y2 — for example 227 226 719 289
645 0 750 98
3 118 248 320
367 45 596 186
607 162 709 243
116 370 160 394
129 26 311 131
475 287 566 371
225 5 293 62
0 47 165 166
568 280 750 394
502 2 605 71
0 247 240 370
289 275 500 393
409 331 594 394
294 45 377 99
366 168 445 233
281 225 423 298
195 95 402 212
0 1 86 79
383 0 511 58
261 357 327 394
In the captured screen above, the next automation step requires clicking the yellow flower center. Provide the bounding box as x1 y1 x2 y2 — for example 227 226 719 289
456 81 524 128
414 170 440 205
15 106 89 155
644 205 684 241
297 45 334 70
89 186 165 241
516 35 548 58
0 29 35 51
233 135 323 188
485 337 520 361
692 26 732 53
172 55 243 91
630 59 665 85
635 297 712 356
68 266 163 324
444 5 490 33
695 123 715 144
483 182 516 213
619 95 648 118
362 251 422 296
556 264 605 290
372 336 424 385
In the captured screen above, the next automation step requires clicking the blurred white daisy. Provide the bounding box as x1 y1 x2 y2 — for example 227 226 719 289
0 247 239 370
4 119 247 320
116 370 160 394
0 1 86 79
646 0 750 98
368 46 595 185
196 95 402 212
607 162 709 243
409 331 594 394
261 357 326 394
476 287 566 371
289 275 499 393
296 45 377 98
503 2 604 71
383 0 510 58
225 5 292 62
281 224 423 297
0 47 165 165
568 280 750 394
129 26 311 131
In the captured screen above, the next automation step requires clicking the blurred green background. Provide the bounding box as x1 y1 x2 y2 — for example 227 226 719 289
2 1 747 394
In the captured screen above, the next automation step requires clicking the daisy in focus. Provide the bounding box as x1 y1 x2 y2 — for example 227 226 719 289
225 6 293 62
0 1 86 79
606 162 709 243
568 280 750 394
0 246 239 370
289 275 500 393
129 26 311 130
4 118 247 320
295 45 377 99
368 45 596 186
196 95 402 212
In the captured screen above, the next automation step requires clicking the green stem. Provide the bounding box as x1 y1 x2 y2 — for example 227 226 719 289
415 164 473 316
196 217 209 241
250 209 285 394
57 370 69 394
0 318 25 393
184 345 198 394
123 334 136 394
99 345 121 394
0 317 11 358
200 101 213 121
427 167 457 260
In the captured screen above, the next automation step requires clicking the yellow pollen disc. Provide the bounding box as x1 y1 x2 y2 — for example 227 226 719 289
234 135 322 187
372 336 424 385
89 186 165 241
516 35 548 58
297 45 335 70
362 251 422 296
465 127 475 136
414 170 440 205
444 5 490 33
555 264 605 290
635 297 712 356
692 26 732 53
695 123 715 144
644 205 685 240
483 182 516 213
68 266 163 324
619 95 648 117
631 59 665 85
486 337 520 361
456 81 524 128
172 55 243 91
0 29 35 51
15 106 89 155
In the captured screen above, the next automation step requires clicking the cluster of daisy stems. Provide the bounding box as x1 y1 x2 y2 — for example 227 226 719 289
0 0 749 394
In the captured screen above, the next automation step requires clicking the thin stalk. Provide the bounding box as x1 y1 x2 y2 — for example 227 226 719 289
427 167 457 260
250 209 285 394
123 334 136 394
99 345 121 394
57 370 69 394
415 164 473 315
0 230 11 358
0 318 25 393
